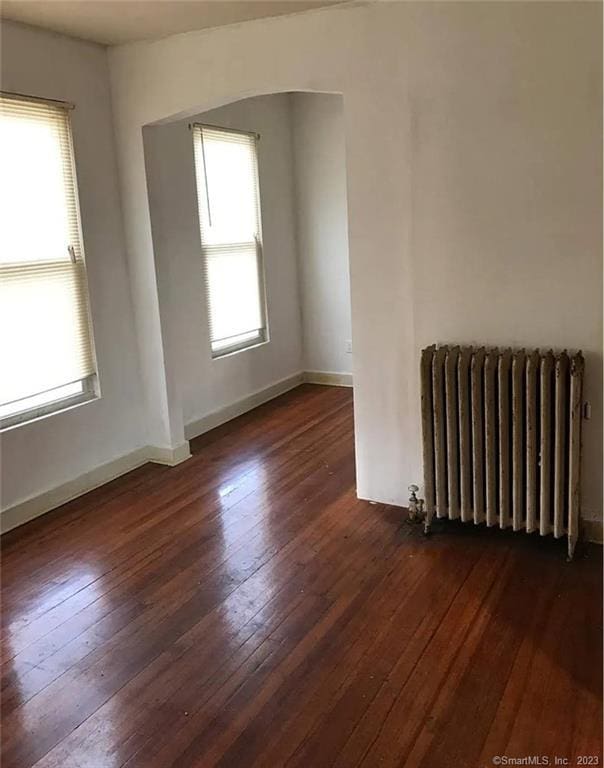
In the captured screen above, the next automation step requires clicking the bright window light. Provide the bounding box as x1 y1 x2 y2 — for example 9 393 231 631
192 124 268 357
0 94 98 430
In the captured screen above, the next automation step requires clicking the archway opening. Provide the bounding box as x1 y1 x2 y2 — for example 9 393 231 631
143 90 353 461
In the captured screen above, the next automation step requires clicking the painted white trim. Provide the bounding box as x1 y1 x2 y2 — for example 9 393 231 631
303 370 353 387
1 447 148 534
185 372 304 440
1 441 192 534
145 441 191 466
2 371 357 535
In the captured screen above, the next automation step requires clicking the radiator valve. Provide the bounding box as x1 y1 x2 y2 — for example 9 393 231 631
408 485 425 523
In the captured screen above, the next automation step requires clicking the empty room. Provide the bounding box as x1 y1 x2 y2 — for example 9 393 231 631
0 2 602 767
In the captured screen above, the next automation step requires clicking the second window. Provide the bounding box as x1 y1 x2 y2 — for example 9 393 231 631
192 124 268 358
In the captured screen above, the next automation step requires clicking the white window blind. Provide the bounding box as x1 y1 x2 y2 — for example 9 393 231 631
192 124 268 357
0 94 97 429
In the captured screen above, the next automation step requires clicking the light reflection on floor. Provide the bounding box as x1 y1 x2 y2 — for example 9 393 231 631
215 457 279 634
4 563 107 727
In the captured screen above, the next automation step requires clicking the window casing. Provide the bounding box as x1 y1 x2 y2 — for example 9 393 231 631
0 93 98 430
192 124 268 358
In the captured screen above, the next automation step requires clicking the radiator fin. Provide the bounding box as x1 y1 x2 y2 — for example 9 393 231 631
433 347 448 518
511 350 525 531
470 349 486 524
553 353 569 539
568 354 584 549
498 350 512 529
484 351 498 527
420 345 436 515
539 351 554 536
458 348 473 522
525 351 540 533
445 347 461 519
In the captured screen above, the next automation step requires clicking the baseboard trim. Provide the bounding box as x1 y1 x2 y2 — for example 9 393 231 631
1 440 192 534
185 372 304 441
146 441 191 466
303 371 353 387
3 369 355 535
583 519 603 545
1 447 148 534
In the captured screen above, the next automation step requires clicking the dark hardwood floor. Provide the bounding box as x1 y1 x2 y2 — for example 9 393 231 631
1 384 602 768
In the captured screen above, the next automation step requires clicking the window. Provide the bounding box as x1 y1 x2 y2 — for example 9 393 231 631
0 94 98 430
192 124 268 357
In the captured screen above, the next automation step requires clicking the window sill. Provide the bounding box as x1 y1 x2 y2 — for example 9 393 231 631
211 337 270 360
0 391 100 433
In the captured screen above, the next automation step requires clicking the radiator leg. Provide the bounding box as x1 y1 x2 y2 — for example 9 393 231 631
567 534 578 563
423 507 435 536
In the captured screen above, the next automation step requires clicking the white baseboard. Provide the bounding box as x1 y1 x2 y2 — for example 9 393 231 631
2 371 355 535
1 447 148 534
1 441 192 534
303 370 353 387
185 372 304 441
145 441 191 466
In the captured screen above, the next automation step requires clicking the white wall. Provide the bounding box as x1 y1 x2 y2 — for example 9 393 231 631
1 22 147 514
109 1 602 524
291 92 352 375
144 95 303 428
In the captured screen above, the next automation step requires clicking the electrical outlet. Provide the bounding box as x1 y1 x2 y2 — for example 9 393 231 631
345 340 352 354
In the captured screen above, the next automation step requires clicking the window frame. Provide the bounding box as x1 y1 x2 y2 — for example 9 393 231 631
0 91 100 432
0 376 97 432
191 122 270 359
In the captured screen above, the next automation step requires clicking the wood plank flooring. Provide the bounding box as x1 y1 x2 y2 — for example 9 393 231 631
1 384 602 768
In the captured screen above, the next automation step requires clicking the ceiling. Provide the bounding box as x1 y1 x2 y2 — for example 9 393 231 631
0 0 345 46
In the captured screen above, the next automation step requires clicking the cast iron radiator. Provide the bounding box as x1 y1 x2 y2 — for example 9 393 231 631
420 345 584 559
